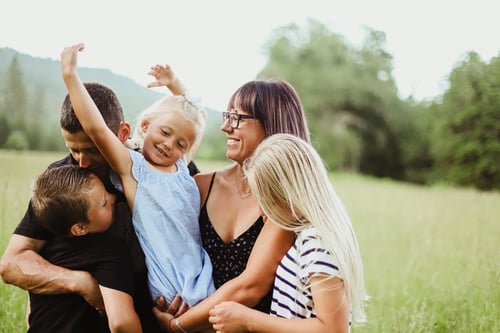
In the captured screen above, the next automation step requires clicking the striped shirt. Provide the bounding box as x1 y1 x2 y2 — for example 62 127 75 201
270 226 342 319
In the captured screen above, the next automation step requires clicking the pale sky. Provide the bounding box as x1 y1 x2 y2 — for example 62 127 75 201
1 0 498 110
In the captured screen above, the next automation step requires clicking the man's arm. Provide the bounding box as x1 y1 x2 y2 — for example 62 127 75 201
0 234 104 311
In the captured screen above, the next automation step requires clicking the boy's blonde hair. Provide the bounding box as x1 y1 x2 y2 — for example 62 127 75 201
243 133 369 325
129 95 207 157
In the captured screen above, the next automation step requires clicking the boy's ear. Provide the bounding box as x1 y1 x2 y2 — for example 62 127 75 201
70 223 89 237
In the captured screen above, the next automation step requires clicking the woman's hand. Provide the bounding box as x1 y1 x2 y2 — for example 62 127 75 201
155 295 190 316
152 305 175 332
153 295 190 332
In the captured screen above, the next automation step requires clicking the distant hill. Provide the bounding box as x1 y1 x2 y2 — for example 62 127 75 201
0 47 165 122
0 47 226 158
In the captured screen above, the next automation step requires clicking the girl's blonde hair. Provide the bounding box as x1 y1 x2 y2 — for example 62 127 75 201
128 95 207 157
243 133 369 325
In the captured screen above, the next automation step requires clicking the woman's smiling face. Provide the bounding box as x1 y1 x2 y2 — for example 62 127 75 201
221 107 266 164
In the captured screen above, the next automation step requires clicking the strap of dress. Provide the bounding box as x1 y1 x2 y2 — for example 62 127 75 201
202 172 217 208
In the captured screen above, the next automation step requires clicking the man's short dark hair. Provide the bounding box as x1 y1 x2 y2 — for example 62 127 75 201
60 82 124 134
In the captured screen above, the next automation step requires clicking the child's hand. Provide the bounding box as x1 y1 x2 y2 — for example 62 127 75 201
147 64 176 88
60 43 84 78
209 301 252 333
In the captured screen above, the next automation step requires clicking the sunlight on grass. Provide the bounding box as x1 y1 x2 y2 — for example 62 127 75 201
331 175 499 332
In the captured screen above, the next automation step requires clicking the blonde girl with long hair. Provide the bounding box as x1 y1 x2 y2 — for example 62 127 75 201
209 133 368 333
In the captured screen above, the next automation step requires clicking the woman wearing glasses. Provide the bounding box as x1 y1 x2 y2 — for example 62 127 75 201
153 78 310 333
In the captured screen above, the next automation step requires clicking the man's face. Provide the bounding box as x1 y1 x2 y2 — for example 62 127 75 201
61 129 110 180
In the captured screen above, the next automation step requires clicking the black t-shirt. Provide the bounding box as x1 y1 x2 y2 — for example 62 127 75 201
14 154 200 333
28 233 133 333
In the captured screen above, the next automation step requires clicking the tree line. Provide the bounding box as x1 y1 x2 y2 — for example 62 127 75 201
0 56 64 151
257 20 500 191
1 20 499 190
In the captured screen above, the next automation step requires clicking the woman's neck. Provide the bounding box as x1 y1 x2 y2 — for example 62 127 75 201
231 164 252 199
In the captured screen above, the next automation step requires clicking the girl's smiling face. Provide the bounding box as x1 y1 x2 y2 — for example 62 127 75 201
141 112 196 171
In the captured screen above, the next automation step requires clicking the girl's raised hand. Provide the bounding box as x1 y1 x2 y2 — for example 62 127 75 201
61 43 85 78
147 64 175 88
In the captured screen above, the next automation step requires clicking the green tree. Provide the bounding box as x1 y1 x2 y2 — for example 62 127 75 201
0 102 8 145
26 84 48 150
394 98 435 184
43 124 66 151
4 130 29 150
5 56 28 136
432 52 500 190
196 108 227 160
0 69 11 146
259 20 405 179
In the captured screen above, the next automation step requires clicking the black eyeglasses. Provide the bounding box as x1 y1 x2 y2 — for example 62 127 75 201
222 112 256 129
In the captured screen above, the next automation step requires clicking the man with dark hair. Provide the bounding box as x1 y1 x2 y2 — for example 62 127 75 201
0 82 199 332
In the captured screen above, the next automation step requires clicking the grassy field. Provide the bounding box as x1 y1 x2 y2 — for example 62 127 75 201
0 151 498 332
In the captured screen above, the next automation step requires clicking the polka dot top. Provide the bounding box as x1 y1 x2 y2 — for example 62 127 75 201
199 172 272 313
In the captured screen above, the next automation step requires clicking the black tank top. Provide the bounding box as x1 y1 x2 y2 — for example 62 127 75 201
199 172 272 313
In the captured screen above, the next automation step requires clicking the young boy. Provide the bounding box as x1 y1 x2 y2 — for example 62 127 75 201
28 165 141 333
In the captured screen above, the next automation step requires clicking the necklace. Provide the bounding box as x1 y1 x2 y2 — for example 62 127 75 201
235 169 252 199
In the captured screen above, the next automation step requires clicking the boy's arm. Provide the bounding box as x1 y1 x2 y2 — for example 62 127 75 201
100 286 142 333
60 43 132 177
0 234 104 311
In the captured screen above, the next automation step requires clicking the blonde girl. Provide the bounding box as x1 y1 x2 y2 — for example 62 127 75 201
209 134 368 333
61 43 215 307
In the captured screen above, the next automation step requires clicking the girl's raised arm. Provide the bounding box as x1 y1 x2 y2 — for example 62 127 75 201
61 43 131 177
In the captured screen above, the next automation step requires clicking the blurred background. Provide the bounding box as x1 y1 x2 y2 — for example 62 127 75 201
1 2 499 332
0 0 499 190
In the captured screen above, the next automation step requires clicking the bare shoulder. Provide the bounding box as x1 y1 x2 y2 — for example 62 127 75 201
195 164 233 190
194 171 217 206
194 172 215 192
195 164 233 203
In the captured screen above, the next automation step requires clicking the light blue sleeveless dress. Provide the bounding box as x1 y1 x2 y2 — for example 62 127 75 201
129 150 215 306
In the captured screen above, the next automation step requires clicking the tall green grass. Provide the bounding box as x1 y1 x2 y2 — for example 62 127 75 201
332 174 499 332
0 151 66 333
1 151 498 332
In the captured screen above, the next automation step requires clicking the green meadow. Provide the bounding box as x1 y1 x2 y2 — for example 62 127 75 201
0 151 498 332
